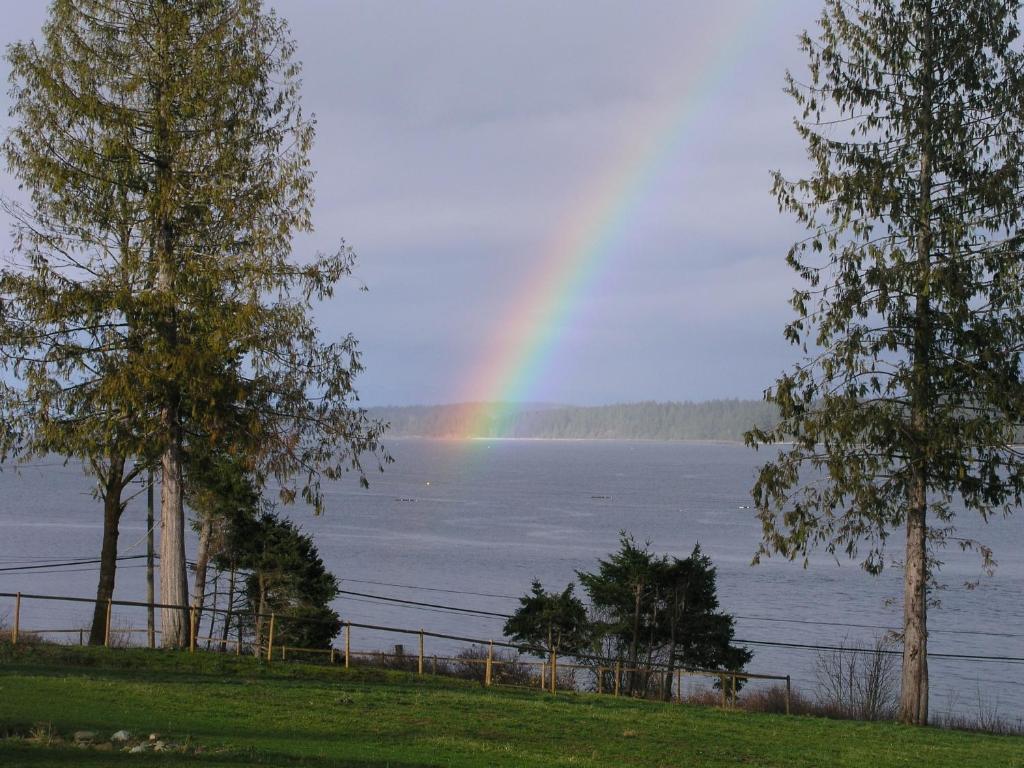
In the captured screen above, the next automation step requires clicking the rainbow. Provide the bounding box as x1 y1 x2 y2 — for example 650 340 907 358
457 4 778 438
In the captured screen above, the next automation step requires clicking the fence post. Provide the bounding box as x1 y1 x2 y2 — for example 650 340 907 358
189 607 197 654
550 649 557 695
12 593 20 646
344 623 350 669
731 673 737 707
785 675 791 716
266 614 275 662
79 628 84 646
614 661 621 697
677 669 682 703
330 647 336 665
596 667 603 695
104 598 113 648
282 645 287 661
418 630 424 676
485 640 493 687
720 675 726 708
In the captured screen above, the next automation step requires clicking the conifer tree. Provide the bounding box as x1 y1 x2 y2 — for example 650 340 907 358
577 534 749 698
2 0 384 647
747 0 1024 724
223 510 342 652
503 581 590 659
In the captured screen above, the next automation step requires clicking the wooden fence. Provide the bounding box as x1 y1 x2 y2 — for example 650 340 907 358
0 590 792 713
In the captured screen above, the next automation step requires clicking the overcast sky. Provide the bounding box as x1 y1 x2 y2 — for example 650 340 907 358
0 1 825 406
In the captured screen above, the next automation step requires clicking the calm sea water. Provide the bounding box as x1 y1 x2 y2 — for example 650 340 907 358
2 439 1022 719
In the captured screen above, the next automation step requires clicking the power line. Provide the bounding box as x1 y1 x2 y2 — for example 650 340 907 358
733 613 1022 639
335 589 1024 664
7 556 1021 642
336 576 1023 640
0 564 150 577
734 638 1024 665
0 555 149 573
339 577 520 601
0 555 99 563
338 589 512 619
338 595 505 621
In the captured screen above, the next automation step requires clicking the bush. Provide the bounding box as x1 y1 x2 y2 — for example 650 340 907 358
729 684 817 716
449 646 537 686
0 612 42 646
814 636 899 721
933 689 1024 736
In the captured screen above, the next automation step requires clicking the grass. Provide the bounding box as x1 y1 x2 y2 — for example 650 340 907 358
1 644 1022 767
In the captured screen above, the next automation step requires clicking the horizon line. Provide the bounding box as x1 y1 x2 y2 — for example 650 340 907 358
364 397 771 410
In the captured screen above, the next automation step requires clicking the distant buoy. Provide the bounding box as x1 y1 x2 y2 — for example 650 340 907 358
425 481 431 486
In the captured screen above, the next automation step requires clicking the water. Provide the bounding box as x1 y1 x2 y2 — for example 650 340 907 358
1 439 1022 720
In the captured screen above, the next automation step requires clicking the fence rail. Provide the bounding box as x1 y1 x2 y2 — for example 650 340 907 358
0 590 792 713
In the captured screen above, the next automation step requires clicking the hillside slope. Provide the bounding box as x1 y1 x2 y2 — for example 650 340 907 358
1 645 1019 767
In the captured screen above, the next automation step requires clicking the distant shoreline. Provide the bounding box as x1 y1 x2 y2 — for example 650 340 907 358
382 435 750 445
367 400 779 444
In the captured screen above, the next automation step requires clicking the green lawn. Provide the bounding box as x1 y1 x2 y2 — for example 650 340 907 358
1 644 1021 767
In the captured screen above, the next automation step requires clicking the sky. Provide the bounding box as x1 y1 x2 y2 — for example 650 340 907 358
0 1 825 407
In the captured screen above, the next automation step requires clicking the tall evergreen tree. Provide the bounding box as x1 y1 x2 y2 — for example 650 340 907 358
747 0 1024 724
2 0 384 647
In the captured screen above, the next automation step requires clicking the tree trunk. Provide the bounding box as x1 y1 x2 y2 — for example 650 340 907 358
899 8 934 725
664 635 677 701
220 565 236 653
628 582 642 695
191 514 214 646
88 455 126 645
664 591 681 701
254 573 267 657
160 437 189 648
152 0 188 650
206 569 220 649
899 481 929 724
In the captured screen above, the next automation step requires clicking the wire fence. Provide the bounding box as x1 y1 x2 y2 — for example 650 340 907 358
0 590 793 712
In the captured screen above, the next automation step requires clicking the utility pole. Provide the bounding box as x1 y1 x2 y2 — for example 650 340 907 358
147 468 155 648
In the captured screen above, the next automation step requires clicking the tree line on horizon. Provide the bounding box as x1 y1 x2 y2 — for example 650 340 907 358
370 400 780 441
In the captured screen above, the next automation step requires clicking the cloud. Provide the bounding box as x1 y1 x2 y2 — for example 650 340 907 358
1 1 825 406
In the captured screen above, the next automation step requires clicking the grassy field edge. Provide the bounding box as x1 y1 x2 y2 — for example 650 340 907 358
2 644 1022 767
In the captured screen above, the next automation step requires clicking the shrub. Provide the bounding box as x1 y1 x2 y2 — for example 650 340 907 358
814 636 899 721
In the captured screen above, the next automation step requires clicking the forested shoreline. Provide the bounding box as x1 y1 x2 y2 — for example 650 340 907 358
368 400 779 441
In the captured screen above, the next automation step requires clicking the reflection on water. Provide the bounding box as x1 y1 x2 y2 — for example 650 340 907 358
1 438 1022 719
